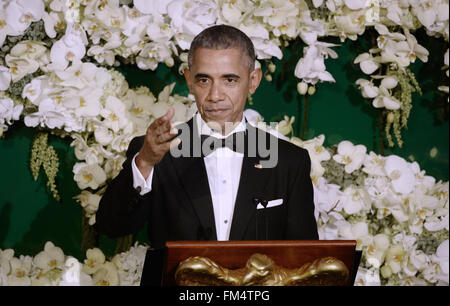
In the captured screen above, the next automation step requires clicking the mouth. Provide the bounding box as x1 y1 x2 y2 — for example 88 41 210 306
204 108 230 116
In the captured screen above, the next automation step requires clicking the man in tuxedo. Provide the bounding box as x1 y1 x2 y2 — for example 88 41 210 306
95 25 318 249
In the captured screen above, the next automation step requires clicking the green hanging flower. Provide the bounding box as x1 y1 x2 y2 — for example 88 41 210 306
30 132 60 201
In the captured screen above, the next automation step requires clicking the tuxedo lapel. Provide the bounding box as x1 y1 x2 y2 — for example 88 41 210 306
169 117 217 240
229 123 273 240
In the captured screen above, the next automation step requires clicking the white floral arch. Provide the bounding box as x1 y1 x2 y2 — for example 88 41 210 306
0 0 448 286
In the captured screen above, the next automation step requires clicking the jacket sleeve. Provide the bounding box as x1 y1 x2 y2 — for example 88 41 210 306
95 136 153 238
284 148 319 240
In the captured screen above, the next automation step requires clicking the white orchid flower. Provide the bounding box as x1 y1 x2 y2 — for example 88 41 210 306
243 108 264 126
87 45 116 66
275 115 295 136
5 56 39 82
410 0 440 28
4 0 45 36
362 151 385 176
294 42 338 84
168 98 189 123
134 0 171 15
7 256 32 286
425 213 449 232
60 257 93 286
334 7 366 41
372 76 401 110
168 0 218 49
82 248 106 275
374 24 406 49
338 220 371 249
3 41 48 83
0 97 23 125
121 7 150 47
364 175 390 199
74 190 102 225
299 134 331 179
33 241 65 273
373 190 410 222
338 186 371 215
8 40 48 61
71 135 111 165
430 239 449 285
100 96 131 133
333 140 367 174
354 52 381 75
220 0 249 25
41 10 64 39
254 0 299 37
136 41 173 70
317 211 345 240
145 15 174 43
380 39 413 68
0 249 14 275
252 37 283 60
65 87 103 118
93 0 126 31
54 60 108 89
0 7 15 47
384 155 416 194
73 162 107 190
125 90 155 120
384 244 405 275
354 267 381 286
365 234 390 269
50 25 87 70
313 177 342 223
93 124 114 146
0 66 11 90
355 79 379 98
111 134 134 153
375 26 429 69
92 262 119 286
401 28 429 63
239 23 283 60
104 154 127 180
343 0 367 10
112 243 148 286
21 76 49 104
298 15 326 45
403 249 430 277
409 161 436 190
23 98 67 129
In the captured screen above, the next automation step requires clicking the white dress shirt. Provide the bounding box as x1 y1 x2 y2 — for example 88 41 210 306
131 113 246 241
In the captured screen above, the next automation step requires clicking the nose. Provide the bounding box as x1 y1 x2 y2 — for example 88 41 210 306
207 81 224 103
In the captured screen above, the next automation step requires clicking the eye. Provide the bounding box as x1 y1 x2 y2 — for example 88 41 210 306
226 77 237 84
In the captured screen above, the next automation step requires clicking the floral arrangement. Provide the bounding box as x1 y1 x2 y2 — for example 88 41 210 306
0 241 148 286
0 0 448 286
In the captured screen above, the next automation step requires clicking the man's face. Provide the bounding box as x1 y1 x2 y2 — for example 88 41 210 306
184 47 262 133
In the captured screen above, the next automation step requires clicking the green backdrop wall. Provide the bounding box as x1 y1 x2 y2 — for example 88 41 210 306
0 29 448 261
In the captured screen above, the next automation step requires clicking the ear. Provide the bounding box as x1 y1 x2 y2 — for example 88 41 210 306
183 68 193 92
248 68 262 94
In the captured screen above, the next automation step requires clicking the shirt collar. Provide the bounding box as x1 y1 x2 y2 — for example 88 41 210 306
195 112 246 139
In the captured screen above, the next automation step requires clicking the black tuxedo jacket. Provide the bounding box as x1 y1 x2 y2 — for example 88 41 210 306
95 117 318 248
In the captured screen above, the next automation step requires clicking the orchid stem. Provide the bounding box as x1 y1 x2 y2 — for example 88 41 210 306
301 94 309 140
378 110 385 156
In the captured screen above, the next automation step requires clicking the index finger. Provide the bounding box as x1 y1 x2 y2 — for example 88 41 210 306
152 107 175 129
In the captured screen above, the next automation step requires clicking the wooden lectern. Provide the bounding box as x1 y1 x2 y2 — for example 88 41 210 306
140 240 361 286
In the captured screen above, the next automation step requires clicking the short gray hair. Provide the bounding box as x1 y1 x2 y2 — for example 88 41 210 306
188 25 255 72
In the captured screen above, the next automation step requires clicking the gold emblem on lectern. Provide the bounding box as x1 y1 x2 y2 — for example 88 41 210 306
175 253 349 286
